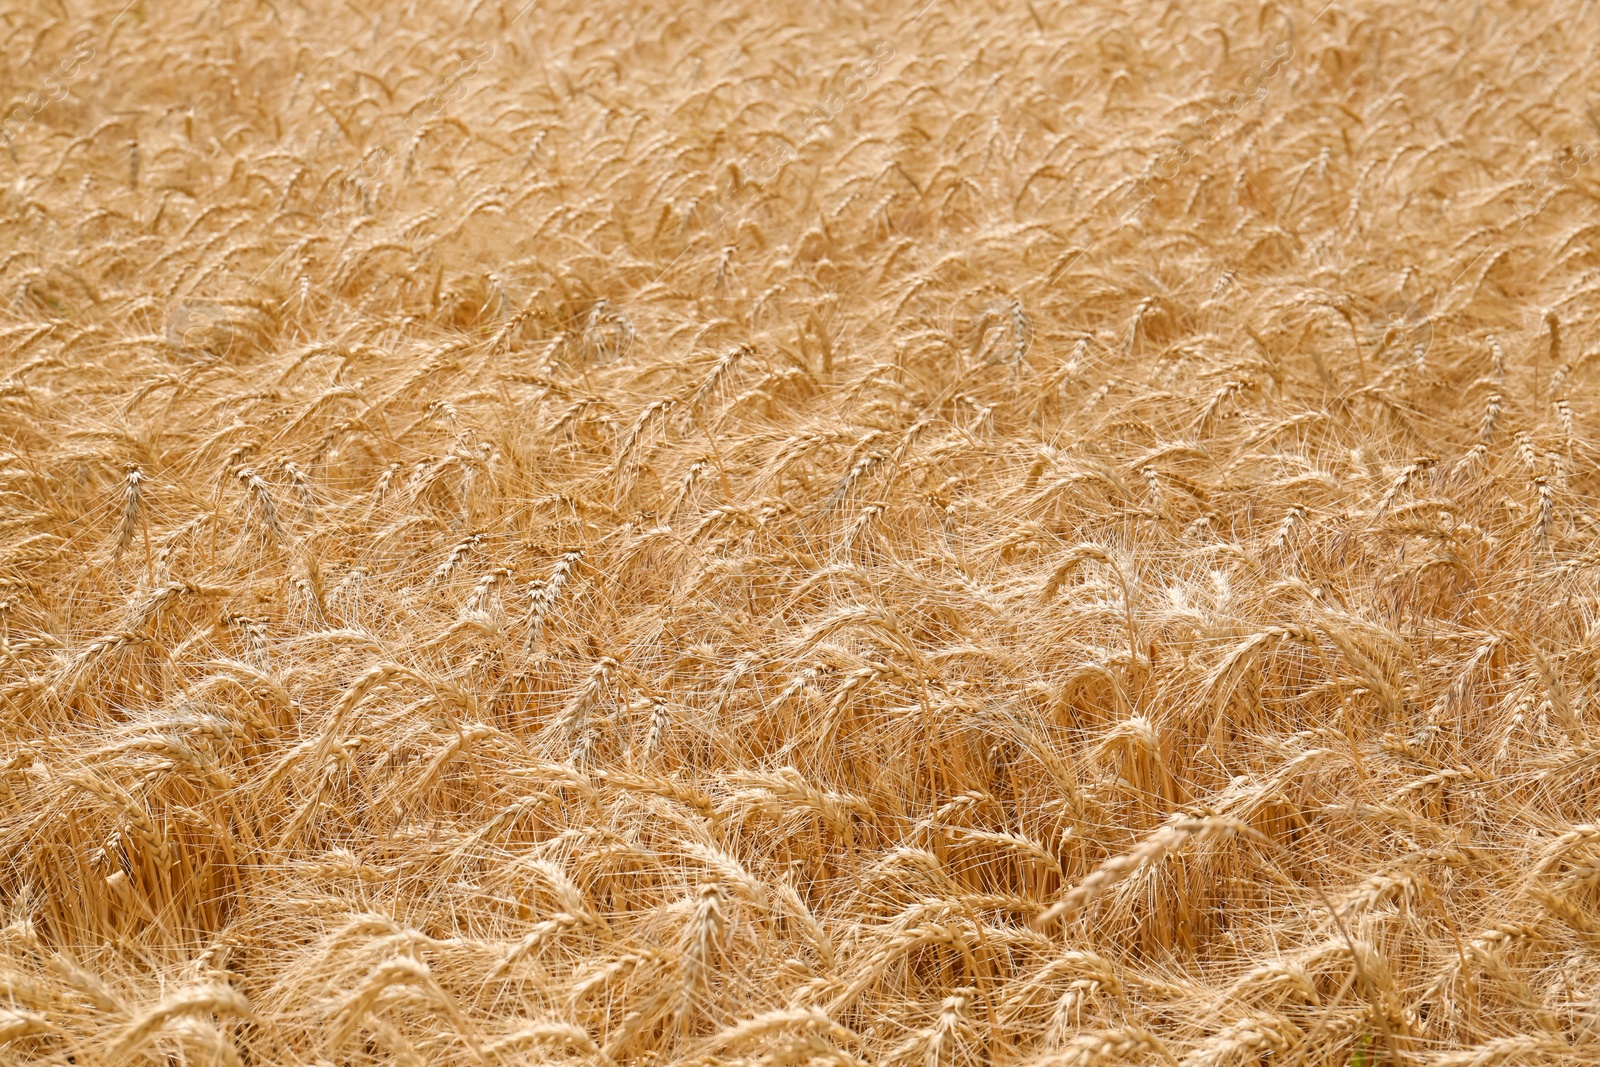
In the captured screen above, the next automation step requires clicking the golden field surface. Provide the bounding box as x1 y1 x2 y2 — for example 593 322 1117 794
4 0 1600 1062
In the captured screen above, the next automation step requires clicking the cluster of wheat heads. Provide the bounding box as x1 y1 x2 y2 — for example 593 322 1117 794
3 0 1600 1062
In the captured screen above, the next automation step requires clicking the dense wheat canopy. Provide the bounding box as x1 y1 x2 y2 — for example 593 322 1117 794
4 0 1600 1062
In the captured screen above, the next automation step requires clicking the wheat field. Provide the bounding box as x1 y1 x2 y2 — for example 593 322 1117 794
2 0 1600 1063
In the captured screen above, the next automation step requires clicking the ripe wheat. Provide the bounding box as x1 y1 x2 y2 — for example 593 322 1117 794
3 0 1600 1063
